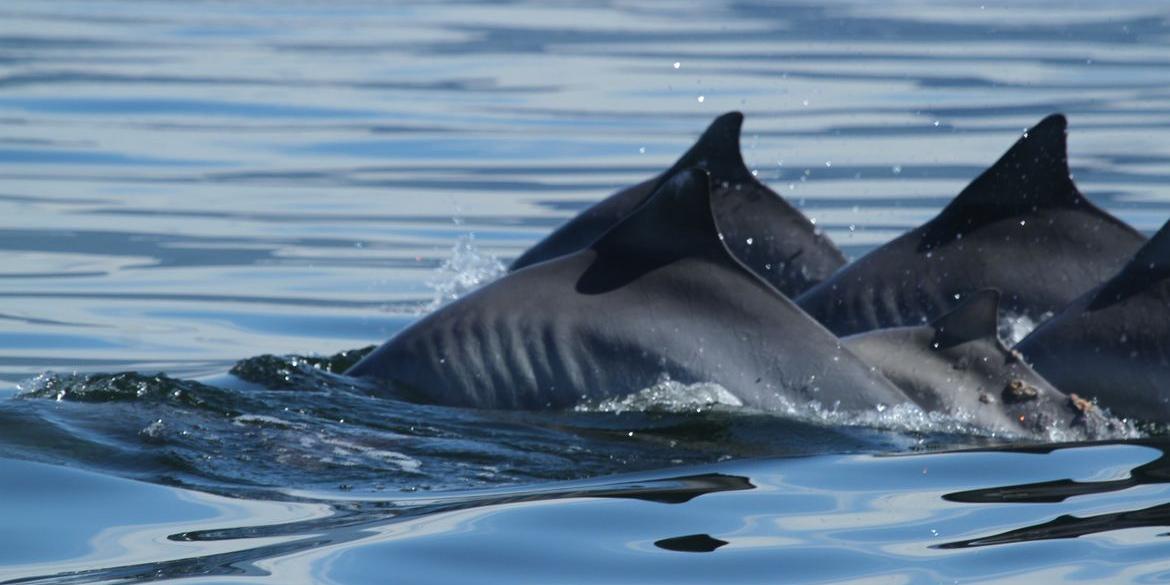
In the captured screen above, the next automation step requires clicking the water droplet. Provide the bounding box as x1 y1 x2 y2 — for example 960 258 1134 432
697 95 705 103
673 61 681 69
1019 220 1027 226
809 217 817 225
751 169 758 177
933 120 940 127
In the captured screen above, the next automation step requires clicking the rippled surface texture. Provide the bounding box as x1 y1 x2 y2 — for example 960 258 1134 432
3 1 1170 583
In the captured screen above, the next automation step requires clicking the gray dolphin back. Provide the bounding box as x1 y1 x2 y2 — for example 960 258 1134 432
844 289 1114 438
509 112 845 297
1017 219 1170 421
796 114 1146 337
348 168 908 412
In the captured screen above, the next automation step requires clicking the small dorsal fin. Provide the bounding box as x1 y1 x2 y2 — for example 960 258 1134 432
669 111 751 182
1089 219 1170 309
920 115 1083 248
931 289 1001 348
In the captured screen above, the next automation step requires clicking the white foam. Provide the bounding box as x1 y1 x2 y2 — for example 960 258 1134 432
232 414 303 430
320 436 422 473
999 311 1053 346
574 376 1140 442
576 376 744 414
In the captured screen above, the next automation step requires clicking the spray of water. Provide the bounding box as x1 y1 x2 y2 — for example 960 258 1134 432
421 234 506 313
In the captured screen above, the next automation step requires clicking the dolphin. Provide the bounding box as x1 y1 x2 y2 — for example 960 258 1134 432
796 114 1146 337
509 112 846 298
347 168 910 412
843 289 1118 438
1016 219 1170 422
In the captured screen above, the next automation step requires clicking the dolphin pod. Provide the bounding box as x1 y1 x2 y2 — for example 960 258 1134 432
1016 219 1170 422
509 112 846 298
843 289 1118 438
349 169 909 411
795 114 1146 337
347 112 1163 433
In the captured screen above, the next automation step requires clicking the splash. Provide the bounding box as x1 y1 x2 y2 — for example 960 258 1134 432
576 376 745 415
999 311 1052 346
421 234 506 313
574 376 1139 443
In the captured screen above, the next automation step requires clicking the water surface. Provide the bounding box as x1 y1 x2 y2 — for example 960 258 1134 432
3 1 1170 583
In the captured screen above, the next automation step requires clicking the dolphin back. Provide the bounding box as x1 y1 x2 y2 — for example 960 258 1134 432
509 112 845 297
349 168 907 411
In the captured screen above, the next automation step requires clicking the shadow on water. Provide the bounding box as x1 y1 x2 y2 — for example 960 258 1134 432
10 439 1170 584
1 471 754 584
937 440 1170 549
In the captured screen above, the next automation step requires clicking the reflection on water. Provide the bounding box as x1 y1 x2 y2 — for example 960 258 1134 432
3 0 1170 583
11 442 1170 584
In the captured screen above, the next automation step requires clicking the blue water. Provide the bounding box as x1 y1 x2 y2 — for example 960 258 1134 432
4 1 1170 583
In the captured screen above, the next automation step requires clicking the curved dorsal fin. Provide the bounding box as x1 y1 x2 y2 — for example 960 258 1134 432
1089 219 1170 309
920 115 1082 249
591 168 719 262
579 168 756 294
668 111 750 182
931 289 1001 348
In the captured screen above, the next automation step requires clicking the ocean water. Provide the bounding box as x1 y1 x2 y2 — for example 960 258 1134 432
3 1 1170 583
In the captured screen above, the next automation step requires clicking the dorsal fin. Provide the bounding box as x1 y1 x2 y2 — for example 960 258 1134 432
668 111 752 182
579 168 754 294
920 115 1082 249
1089 219 1170 309
591 168 719 261
931 289 1001 348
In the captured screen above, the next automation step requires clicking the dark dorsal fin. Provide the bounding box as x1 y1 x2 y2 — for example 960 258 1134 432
591 168 719 261
579 168 756 294
667 111 750 182
1088 219 1170 310
509 112 747 273
931 289 1001 348
920 115 1082 249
